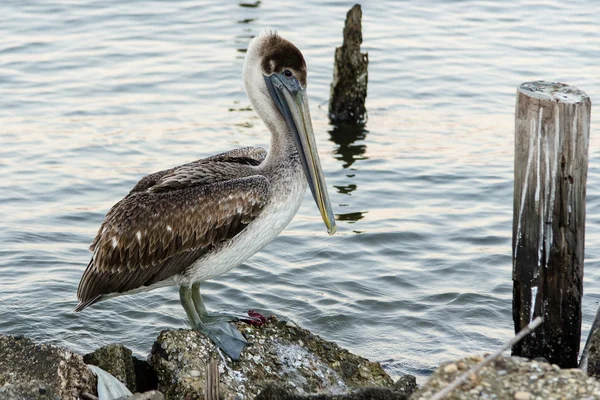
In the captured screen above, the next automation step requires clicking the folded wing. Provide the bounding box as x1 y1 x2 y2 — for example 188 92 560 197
76 174 270 311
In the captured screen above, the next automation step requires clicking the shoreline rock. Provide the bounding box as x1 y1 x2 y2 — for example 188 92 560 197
84 344 137 392
8 319 599 399
84 344 158 394
149 316 396 399
0 335 96 399
0 316 408 399
413 355 600 399
255 383 409 400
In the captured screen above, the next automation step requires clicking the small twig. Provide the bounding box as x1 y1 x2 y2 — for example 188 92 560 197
80 393 99 400
430 317 543 400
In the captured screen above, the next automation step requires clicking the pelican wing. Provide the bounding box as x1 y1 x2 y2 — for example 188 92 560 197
130 146 266 193
204 146 267 164
76 175 269 310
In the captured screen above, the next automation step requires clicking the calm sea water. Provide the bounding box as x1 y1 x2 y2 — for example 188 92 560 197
1 0 599 381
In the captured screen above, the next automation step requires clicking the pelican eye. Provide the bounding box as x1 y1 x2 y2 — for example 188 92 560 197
284 69 293 78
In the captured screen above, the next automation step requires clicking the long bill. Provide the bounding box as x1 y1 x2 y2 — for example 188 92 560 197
265 74 337 235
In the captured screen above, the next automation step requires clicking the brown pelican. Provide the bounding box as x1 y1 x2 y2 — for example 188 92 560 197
75 31 336 360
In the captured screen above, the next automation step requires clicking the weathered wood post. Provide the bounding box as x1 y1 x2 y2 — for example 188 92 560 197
512 81 591 367
329 4 368 123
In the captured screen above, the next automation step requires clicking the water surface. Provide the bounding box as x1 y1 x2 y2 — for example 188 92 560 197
1 0 599 380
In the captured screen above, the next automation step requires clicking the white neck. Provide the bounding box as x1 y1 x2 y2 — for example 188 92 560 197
243 33 297 163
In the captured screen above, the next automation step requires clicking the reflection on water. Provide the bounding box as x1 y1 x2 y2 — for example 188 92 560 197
336 211 366 223
239 1 261 8
228 104 253 112
334 183 357 195
328 123 368 169
329 123 366 221
236 2 260 56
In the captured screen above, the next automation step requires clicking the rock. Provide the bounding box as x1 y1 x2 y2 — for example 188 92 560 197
84 344 158 393
84 344 137 392
149 316 393 399
413 355 600 399
394 375 417 396
0 335 96 399
514 391 531 400
581 308 600 378
255 382 408 399
0 380 56 400
124 390 165 400
443 363 457 374
329 4 369 123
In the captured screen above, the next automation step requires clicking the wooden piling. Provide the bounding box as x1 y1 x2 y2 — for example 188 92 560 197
512 81 591 367
329 4 368 123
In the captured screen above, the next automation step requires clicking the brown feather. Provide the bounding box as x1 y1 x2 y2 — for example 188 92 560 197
129 146 266 194
76 161 271 308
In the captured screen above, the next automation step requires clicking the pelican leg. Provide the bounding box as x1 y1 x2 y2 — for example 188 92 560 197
180 284 248 360
179 285 201 326
191 282 208 316
191 282 258 323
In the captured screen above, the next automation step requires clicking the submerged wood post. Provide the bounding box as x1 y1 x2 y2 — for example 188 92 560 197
512 81 591 367
329 4 368 123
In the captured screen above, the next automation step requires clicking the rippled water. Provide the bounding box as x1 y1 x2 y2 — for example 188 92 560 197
1 0 599 381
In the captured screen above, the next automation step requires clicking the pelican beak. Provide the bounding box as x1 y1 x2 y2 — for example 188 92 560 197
265 74 337 235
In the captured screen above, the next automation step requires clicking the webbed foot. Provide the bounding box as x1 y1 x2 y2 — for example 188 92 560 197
195 321 248 360
180 284 258 360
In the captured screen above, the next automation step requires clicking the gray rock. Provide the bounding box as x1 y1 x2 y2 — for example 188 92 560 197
581 307 600 378
0 335 96 399
329 4 369 123
412 355 600 399
394 375 417 396
584 328 600 378
118 390 164 400
84 343 158 393
149 317 393 399
255 383 408 400
84 344 137 392
0 380 56 400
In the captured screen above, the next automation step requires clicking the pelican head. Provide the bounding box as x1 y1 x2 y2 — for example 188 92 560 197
244 31 336 235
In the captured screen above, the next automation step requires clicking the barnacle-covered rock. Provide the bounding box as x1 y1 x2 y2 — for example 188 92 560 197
0 380 55 400
0 335 96 399
149 316 393 399
413 355 600 400
84 343 137 392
